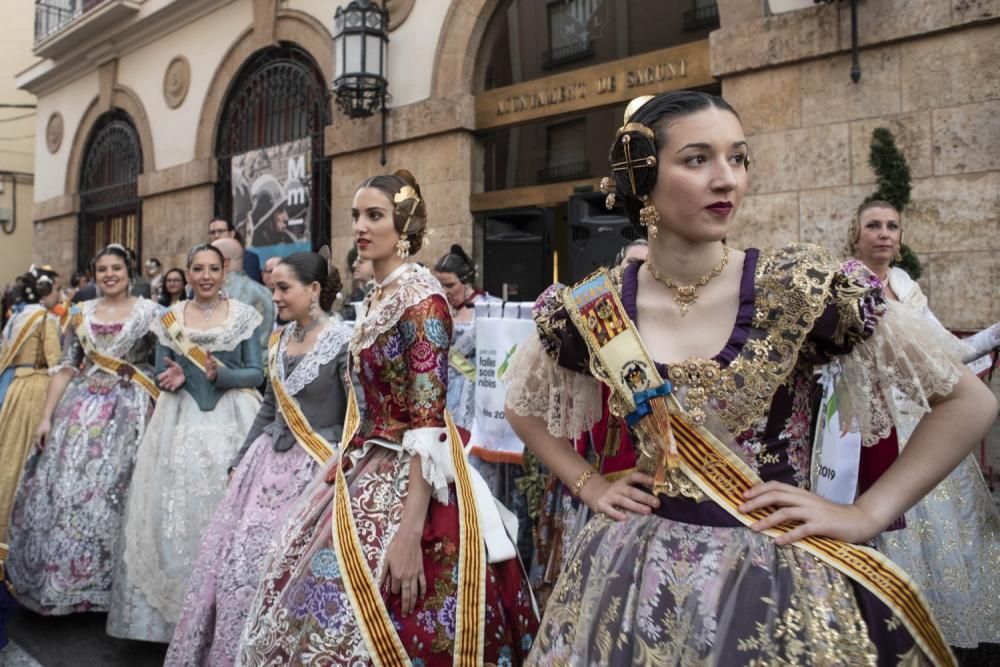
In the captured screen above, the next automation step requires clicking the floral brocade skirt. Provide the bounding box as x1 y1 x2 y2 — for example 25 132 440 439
165 434 318 667
6 374 153 614
527 508 931 667
238 446 538 666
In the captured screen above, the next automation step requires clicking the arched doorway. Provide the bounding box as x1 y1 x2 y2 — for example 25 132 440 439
214 43 332 259
77 109 142 270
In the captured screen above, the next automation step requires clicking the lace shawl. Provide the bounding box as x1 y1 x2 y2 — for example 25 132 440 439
152 299 263 354
53 298 159 374
349 264 445 363
277 319 352 396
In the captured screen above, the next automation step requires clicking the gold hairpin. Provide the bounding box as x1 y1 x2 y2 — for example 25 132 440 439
623 95 654 124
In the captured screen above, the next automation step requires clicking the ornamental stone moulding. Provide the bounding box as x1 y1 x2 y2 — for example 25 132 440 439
164 56 191 109
46 112 63 154
383 0 415 30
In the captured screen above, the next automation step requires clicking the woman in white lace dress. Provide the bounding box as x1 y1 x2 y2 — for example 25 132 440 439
849 200 1000 658
107 244 264 643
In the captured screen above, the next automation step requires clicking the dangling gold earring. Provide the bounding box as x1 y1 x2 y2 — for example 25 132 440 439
639 195 659 238
395 236 411 260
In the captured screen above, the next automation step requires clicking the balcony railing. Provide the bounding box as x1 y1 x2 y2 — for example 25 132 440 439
34 0 107 43
683 3 720 31
542 39 595 70
537 160 590 184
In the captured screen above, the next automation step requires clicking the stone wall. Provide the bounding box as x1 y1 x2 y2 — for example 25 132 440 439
717 1 1000 329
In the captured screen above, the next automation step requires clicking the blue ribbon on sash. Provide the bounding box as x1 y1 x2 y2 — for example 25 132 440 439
625 381 673 427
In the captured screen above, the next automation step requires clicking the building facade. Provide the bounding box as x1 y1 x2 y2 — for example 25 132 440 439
1 0 38 288
21 0 1000 328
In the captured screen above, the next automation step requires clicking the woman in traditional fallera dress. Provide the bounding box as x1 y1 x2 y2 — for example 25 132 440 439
238 170 537 666
846 201 1000 658
504 91 997 665
166 252 354 666
6 245 159 614
0 268 61 544
107 243 263 643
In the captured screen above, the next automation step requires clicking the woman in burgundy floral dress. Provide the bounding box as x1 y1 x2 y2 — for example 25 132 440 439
238 170 537 666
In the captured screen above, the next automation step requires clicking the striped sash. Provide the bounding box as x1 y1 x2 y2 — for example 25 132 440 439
562 268 956 667
267 330 336 465
0 309 47 375
331 372 486 666
160 310 216 375
73 311 159 401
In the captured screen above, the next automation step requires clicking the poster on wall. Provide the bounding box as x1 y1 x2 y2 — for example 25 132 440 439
231 137 312 261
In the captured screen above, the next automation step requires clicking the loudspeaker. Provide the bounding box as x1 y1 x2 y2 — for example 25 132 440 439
482 207 554 302
566 191 636 283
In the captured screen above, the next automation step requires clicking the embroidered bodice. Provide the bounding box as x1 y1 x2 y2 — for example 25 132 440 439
350 265 452 446
55 299 159 381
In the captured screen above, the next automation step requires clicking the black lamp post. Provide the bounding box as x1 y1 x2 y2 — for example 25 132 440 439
332 0 390 164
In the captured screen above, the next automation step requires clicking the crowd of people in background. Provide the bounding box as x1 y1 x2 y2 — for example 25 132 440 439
0 90 998 666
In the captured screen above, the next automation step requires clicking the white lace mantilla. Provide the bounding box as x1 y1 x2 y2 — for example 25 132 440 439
277 319 352 396
349 264 445 363
63 298 159 366
153 299 262 354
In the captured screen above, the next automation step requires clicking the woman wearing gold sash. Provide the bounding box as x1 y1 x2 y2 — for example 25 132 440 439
7 245 159 614
0 268 61 544
238 170 537 666
505 91 997 665
107 243 264 643
846 201 1000 660
166 252 353 666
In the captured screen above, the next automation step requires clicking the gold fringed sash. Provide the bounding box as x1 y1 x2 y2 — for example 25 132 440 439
72 311 160 401
267 330 336 465
0 309 47 375
160 310 216 375
562 268 956 667
331 371 486 667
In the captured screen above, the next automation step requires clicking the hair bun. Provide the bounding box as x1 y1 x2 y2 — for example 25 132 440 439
393 169 422 197
608 127 658 200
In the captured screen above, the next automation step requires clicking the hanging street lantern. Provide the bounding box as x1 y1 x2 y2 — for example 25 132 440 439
332 0 391 164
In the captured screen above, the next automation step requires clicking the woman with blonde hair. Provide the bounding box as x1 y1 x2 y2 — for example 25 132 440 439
847 198 1000 659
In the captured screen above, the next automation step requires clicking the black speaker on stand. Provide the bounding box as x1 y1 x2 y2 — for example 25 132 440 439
566 191 635 283
482 207 554 303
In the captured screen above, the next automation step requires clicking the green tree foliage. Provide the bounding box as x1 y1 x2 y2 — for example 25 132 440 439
866 127 921 279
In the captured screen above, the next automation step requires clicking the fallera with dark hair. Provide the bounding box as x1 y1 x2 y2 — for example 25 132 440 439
356 169 428 255
279 252 343 312
93 244 135 279
433 244 475 284
605 90 743 234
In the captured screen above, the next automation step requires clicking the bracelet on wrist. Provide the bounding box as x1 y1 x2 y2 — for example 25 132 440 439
571 468 597 498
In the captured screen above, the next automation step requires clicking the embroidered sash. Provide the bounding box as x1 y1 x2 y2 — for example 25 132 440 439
561 268 956 667
0 309 47 375
72 311 160 401
267 330 337 465
448 349 476 382
160 310 217 375
331 374 486 667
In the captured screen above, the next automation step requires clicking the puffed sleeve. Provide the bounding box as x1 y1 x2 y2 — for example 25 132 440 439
398 294 454 503
52 314 85 375
503 284 603 440
814 260 967 446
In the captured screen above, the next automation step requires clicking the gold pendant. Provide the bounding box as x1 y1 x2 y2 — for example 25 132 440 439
675 285 698 316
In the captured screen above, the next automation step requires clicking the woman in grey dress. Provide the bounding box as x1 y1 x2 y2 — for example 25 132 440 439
165 252 353 667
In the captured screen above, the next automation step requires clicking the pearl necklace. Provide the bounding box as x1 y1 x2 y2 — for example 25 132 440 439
645 246 730 317
192 295 223 319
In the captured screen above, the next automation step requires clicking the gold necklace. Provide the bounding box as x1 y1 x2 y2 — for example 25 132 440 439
645 246 730 316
